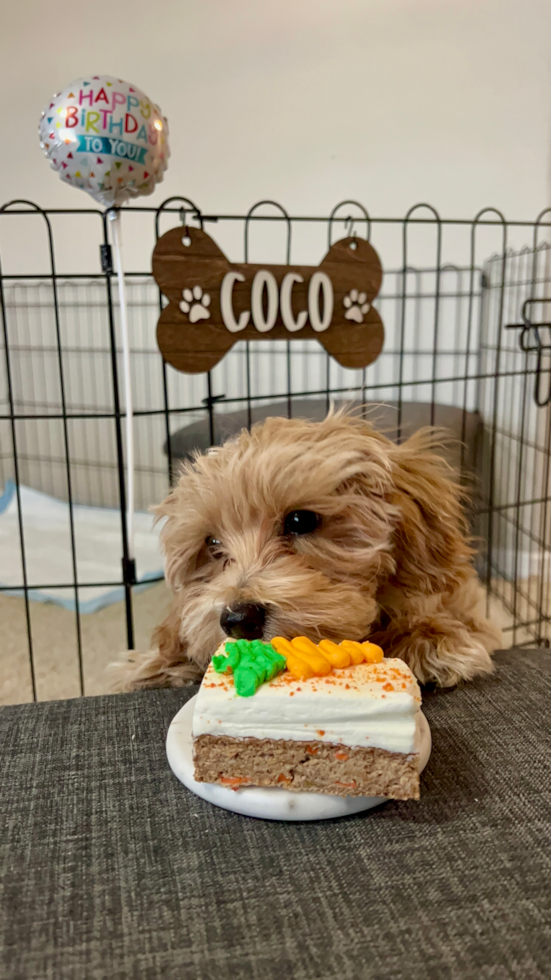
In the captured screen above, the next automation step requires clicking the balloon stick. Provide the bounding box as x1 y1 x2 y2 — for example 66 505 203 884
109 209 135 564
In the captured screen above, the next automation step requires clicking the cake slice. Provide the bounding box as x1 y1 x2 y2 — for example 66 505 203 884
192 638 422 799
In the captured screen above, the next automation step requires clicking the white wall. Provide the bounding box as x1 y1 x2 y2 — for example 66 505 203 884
2 1 551 603
1 0 551 224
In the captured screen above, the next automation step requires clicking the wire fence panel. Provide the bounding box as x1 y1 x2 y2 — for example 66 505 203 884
1 199 551 701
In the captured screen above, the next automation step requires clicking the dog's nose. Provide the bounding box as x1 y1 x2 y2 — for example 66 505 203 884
220 602 266 640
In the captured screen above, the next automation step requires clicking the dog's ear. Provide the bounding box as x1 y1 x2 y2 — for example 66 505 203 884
131 596 203 688
109 595 202 691
153 483 205 592
147 596 203 684
151 595 187 664
387 429 473 595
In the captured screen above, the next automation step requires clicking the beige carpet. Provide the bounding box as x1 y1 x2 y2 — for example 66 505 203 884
0 584 530 706
0 582 171 705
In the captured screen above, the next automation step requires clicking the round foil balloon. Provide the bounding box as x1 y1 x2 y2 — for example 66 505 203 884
38 75 169 207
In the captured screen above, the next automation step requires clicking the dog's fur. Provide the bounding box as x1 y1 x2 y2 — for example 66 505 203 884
112 411 500 691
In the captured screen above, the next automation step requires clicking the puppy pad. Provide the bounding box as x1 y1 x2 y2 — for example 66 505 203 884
0 481 164 613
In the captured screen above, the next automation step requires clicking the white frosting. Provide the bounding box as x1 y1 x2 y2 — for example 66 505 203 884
192 655 421 754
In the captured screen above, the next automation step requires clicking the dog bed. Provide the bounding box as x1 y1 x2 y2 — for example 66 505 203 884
166 399 483 475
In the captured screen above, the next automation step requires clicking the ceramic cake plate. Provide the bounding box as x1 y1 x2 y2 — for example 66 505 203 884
166 694 432 822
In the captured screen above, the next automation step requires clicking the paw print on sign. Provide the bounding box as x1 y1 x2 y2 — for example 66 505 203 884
180 285 211 323
343 289 370 323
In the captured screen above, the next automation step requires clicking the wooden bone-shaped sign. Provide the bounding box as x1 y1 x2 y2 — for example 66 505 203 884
153 226 384 373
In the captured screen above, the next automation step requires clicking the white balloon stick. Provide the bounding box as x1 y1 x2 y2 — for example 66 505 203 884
109 210 135 564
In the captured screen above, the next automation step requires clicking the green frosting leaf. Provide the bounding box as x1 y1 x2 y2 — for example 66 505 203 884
211 639 286 696
234 666 260 697
226 646 242 671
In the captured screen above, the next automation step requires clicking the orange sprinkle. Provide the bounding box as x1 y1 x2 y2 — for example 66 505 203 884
317 729 325 736
383 682 394 691
277 673 293 684
335 751 349 761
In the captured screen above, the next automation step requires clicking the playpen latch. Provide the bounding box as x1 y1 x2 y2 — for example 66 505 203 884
506 297 551 407
122 556 137 587
100 244 113 275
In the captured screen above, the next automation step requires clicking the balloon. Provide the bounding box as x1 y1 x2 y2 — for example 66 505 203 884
39 75 169 207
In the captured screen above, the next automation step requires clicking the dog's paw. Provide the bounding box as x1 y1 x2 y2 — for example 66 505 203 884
180 285 211 323
343 289 370 323
395 627 496 688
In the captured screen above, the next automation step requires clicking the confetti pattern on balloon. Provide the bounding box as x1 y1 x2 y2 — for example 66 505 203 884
39 75 170 207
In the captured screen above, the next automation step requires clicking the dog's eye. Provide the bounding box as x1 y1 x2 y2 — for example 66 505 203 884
205 535 223 557
283 510 321 536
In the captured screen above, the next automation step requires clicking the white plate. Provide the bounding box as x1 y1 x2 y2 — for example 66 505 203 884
166 694 431 822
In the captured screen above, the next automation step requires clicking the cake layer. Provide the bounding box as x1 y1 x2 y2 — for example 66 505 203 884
193 734 420 800
193 656 421 754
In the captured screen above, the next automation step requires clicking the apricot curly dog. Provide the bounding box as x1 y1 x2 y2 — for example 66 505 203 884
113 411 500 690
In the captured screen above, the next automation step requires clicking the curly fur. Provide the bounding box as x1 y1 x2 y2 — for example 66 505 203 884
111 410 500 691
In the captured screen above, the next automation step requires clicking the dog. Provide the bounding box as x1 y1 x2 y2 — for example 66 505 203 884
113 410 500 691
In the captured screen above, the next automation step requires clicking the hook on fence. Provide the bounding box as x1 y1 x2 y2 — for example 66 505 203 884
345 215 356 239
327 201 370 248
179 206 202 233
154 196 203 239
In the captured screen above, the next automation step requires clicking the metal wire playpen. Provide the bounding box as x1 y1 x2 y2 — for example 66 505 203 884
1 198 551 703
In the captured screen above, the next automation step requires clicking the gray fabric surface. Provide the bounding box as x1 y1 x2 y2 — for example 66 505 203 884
1 648 550 980
167 399 483 476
